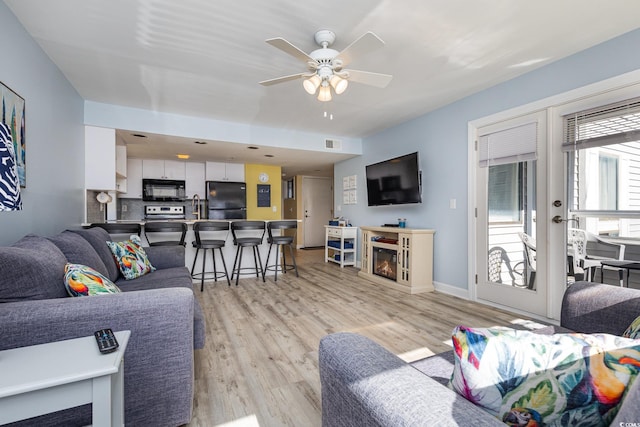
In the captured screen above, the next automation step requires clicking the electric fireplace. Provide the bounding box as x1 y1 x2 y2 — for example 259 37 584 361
373 247 397 281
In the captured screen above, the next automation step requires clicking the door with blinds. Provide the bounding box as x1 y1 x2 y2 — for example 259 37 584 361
476 111 549 316
560 96 640 288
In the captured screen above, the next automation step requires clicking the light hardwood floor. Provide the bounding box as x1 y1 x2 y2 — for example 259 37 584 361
188 249 538 427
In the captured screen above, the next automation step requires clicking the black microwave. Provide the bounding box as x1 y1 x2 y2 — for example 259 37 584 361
142 179 186 202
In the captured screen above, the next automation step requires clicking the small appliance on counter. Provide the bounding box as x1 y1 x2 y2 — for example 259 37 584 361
206 181 247 220
142 179 186 202
144 205 186 220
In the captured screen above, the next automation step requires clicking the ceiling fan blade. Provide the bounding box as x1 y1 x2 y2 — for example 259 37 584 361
265 37 313 63
343 69 393 88
335 32 385 66
259 73 307 86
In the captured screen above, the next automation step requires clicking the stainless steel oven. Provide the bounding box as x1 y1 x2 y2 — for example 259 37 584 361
142 179 186 202
144 205 186 220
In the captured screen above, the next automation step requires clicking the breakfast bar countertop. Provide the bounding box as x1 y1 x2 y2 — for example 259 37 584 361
82 219 300 281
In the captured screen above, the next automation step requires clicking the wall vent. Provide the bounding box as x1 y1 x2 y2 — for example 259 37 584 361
325 139 342 150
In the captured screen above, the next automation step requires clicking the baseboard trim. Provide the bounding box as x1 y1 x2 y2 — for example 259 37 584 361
433 281 470 300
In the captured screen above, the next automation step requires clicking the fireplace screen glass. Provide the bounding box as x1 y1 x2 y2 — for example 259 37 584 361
373 247 397 281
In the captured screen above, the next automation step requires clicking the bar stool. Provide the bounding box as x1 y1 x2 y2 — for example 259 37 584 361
191 221 231 291
90 223 141 240
263 220 299 281
144 221 187 246
230 220 266 286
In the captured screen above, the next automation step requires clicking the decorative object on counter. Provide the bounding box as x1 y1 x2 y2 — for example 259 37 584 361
191 194 201 220
231 221 266 286
263 220 299 281
398 218 406 228
144 221 187 247
191 221 231 290
95 191 113 222
106 235 156 280
1 80 25 188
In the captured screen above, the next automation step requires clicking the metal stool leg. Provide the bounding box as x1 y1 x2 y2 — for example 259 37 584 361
231 246 241 281
234 247 244 287
281 244 286 276
252 246 260 278
200 248 207 292
255 245 265 282
191 248 200 277
263 243 274 281
217 247 231 286
274 245 280 281
211 248 218 282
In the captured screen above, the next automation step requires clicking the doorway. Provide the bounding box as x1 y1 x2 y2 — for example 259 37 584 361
302 176 333 247
475 111 549 317
473 75 640 320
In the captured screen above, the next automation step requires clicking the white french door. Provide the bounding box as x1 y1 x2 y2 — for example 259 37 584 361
475 111 550 317
473 74 640 321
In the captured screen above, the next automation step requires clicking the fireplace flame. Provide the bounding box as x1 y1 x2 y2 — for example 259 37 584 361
376 260 395 278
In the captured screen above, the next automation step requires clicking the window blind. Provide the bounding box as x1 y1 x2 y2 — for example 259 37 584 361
562 97 640 152
478 122 537 167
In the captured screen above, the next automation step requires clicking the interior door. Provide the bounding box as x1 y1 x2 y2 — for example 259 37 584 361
475 111 549 317
302 177 333 247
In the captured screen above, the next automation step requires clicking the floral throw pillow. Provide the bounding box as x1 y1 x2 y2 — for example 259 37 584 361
623 315 640 340
106 234 155 280
449 325 640 426
64 263 121 296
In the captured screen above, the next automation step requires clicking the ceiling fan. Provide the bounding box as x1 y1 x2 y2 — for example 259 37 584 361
259 29 393 102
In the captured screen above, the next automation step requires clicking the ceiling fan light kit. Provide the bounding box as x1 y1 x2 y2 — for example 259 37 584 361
260 29 392 102
317 84 332 102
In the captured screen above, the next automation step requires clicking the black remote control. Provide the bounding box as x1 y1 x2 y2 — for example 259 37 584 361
94 328 119 354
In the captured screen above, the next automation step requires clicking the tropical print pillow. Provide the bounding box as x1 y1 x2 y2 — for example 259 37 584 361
449 325 640 426
106 234 155 280
623 315 640 340
64 263 121 296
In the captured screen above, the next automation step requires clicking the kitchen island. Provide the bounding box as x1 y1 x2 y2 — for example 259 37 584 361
85 220 295 281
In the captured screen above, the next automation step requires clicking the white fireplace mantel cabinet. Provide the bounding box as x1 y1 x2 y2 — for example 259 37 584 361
358 226 435 294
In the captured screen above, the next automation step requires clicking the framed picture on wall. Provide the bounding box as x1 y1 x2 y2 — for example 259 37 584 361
0 81 24 211
1 81 25 188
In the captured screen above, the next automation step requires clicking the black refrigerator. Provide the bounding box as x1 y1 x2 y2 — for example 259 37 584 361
206 181 247 219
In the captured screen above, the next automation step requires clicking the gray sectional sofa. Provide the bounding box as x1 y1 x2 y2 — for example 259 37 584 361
0 226 205 426
319 281 640 426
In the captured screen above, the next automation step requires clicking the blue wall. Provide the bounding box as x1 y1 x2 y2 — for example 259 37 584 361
0 3 84 245
335 28 640 291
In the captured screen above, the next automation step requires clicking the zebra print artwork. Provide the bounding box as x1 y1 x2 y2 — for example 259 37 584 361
0 121 22 211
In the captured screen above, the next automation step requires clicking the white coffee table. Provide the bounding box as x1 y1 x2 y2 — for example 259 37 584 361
0 330 130 426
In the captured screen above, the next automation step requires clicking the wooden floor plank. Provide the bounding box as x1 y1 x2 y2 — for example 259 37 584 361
189 250 536 426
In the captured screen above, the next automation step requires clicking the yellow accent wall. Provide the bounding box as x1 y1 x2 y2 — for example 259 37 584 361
245 164 282 220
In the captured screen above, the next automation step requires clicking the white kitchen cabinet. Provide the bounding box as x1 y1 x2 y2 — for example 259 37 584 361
206 161 245 182
120 158 143 198
142 159 186 180
85 126 116 191
164 160 186 179
185 162 206 199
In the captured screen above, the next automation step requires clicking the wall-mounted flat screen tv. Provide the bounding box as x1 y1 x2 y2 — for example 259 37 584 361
365 152 422 206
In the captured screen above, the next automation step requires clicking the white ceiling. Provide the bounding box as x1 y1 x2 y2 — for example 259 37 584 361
6 0 640 176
